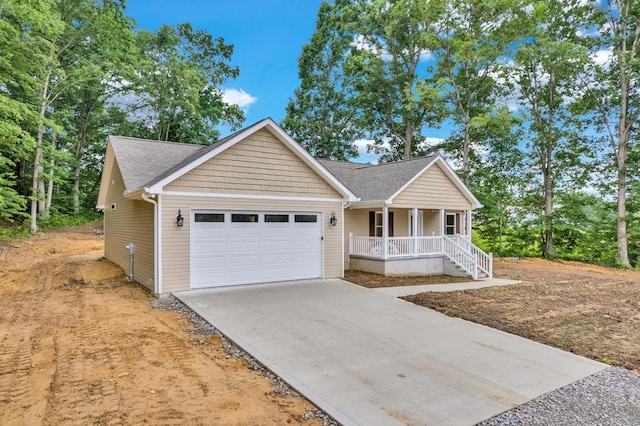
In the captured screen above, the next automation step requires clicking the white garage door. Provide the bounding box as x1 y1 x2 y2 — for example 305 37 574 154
190 211 323 289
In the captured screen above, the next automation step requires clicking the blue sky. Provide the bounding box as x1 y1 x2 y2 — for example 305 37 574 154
125 2 322 125
124 0 388 162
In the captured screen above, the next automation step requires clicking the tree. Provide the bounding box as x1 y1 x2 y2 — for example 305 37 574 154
470 117 526 256
578 0 640 267
119 23 244 143
508 0 592 259
282 1 360 160
0 0 65 231
285 0 446 162
55 0 135 214
0 1 48 221
348 0 445 160
431 0 519 185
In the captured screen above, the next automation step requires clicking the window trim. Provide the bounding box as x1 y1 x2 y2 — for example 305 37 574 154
294 214 318 223
231 213 259 223
445 213 456 235
265 214 290 223
194 213 225 223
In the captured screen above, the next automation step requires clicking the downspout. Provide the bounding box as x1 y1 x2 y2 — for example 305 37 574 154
141 193 160 294
342 201 351 276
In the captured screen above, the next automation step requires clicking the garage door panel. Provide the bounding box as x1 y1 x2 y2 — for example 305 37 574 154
261 239 291 251
227 254 261 267
191 210 322 289
262 252 291 264
229 240 261 252
191 256 226 268
192 241 226 254
229 228 259 238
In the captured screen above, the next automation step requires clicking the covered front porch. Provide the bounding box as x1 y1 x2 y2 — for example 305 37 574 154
345 207 492 280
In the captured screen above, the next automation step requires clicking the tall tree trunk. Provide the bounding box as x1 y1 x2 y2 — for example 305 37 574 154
30 71 51 234
617 127 630 266
616 32 631 267
544 169 554 259
45 135 57 214
463 112 471 186
403 123 413 160
73 128 87 214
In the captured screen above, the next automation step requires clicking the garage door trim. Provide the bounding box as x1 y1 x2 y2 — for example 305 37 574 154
190 209 324 289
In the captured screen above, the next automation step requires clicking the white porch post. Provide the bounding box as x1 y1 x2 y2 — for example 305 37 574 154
412 207 418 256
439 209 445 236
382 206 389 259
466 209 473 239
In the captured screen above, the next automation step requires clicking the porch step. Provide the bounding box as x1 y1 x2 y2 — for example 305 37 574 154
447 259 487 280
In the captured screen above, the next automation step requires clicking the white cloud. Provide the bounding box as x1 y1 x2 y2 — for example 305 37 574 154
222 88 257 110
590 48 613 67
353 139 380 163
351 34 432 63
419 137 445 148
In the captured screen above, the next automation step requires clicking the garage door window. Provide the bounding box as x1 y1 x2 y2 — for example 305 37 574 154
265 214 289 222
195 213 224 222
294 214 317 223
232 213 259 222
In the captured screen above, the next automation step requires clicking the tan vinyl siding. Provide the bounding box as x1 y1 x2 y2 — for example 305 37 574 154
103 159 155 290
161 195 343 293
424 210 440 236
343 209 369 264
165 129 339 199
392 163 472 210
392 209 409 237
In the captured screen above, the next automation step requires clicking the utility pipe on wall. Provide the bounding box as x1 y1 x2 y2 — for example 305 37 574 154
125 242 135 281
141 192 160 294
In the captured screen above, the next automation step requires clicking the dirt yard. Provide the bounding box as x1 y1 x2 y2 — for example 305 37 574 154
0 224 324 425
392 258 640 374
4 228 639 425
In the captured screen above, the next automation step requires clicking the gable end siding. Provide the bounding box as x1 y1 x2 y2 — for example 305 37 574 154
164 129 340 199
103 159 155 290
392 163 472 210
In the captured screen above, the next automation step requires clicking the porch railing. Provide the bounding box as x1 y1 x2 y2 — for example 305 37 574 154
442 236 477 280
453 233 493 278
349 234 493 279
349 236 442 258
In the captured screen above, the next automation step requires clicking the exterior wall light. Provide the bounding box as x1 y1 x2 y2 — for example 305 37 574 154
176 209 184 227
329 211 337 226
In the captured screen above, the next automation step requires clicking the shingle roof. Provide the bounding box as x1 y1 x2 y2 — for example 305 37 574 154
109 136 203 192
318 156 438 201
109 119 272 193
106 121 463 205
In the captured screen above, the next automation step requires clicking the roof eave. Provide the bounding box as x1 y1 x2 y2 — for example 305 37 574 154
348 200 389 209
123 188 149 200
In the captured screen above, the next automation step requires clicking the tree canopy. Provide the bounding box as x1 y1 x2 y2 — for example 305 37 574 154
0 0 244 234
285 0 640 266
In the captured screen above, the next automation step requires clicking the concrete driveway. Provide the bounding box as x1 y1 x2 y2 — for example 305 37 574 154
174 279 606 426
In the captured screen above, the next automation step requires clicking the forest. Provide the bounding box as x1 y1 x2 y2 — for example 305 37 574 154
2 0 640 268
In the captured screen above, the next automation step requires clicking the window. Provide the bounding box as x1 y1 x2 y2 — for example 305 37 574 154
232 213 259 222
368 211 394 237
375 212 383 237
265 214 289 223
294 214 317 223
445 213 456 235
195 213 224 223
